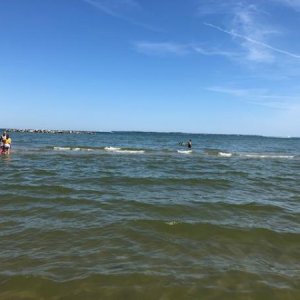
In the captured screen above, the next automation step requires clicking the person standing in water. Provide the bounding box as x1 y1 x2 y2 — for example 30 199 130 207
178 139 192 149
3 134 11 154
0 131 7 153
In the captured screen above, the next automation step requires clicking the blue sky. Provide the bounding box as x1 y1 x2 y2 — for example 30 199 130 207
1 0 300 136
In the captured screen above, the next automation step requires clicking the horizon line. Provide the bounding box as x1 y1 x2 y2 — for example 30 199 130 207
2 128 298 138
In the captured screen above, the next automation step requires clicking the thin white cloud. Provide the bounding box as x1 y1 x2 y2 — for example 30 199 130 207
194 46 239 58
207 86 300 110
197 1 272 17
232 5 277 63
134 42 191 56
83 0 139 17
82 0 160 31
197 0 237 16
206 86 252 97
133 41 240 58
248 99 300 110
197 1 300 65
204 22 300 60
271 0 300 11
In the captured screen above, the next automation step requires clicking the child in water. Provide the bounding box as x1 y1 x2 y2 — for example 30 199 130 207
4 134 12 153
1 133 11 154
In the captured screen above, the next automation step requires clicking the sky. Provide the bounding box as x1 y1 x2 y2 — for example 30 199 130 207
1 0 300 136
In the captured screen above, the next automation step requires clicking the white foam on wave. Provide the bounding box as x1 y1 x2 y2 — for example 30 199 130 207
117 150 145 154
218 152 232 157
243 154 294 159
104 147 121 151
166 221 179 226
53 147 71 151
177 150 192 154
105 147 145 154
53 146 94 152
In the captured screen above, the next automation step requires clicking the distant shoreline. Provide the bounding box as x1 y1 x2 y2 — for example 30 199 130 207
1 128 298 138
2 128 96 135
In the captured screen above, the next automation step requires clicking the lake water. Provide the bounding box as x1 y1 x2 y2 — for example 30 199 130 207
1 132 300 299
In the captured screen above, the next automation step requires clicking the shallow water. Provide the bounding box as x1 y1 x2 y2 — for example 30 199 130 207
1 132 300 299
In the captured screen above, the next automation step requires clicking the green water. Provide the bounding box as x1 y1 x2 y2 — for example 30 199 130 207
0 132 299 299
